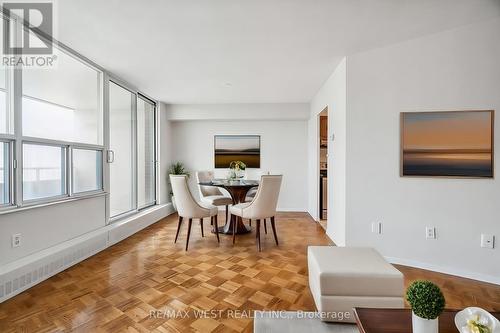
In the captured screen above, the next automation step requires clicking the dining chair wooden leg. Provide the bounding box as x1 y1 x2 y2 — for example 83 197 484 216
200 218 204 237
186 218 193 251
210 216 213 226
264 218 267 234
232 215 237 245
225 205 228 223
249 219 252 227
256 219 261 251
174 216 183 243
270 216 279 246
214 215 220 243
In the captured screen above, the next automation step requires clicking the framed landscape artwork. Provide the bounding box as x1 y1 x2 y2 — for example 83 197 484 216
214 135 261 168
401 110 494 178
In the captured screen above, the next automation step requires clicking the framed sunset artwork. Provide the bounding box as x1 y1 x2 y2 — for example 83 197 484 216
214 135 261 168
401 110 494 178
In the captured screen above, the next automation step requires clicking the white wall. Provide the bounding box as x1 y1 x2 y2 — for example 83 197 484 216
0 196 106 266
166 103 309 121
170 115 308 211
308 58 347 246
345 18 500 283
158 102 174 204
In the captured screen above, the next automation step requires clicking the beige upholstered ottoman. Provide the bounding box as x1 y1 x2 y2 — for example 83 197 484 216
307 246 404 323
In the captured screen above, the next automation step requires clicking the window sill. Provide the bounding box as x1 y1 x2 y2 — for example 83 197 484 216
0 191 107 216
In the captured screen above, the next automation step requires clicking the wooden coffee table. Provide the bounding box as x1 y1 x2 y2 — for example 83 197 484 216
354 308 500 333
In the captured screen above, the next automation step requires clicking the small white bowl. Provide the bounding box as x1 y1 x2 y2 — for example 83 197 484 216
455 307 500 333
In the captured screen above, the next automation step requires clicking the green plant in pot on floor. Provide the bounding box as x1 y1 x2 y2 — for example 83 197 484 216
168 162 190 210
406 280 446 333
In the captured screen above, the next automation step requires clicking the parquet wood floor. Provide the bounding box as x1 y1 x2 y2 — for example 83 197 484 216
0 212 499 333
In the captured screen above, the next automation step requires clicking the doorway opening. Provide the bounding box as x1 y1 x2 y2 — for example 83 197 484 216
318 107 328 230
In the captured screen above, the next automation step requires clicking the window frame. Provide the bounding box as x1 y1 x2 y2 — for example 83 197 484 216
136 94 157 210
108 79 137 220
0 139 14 207
107 80 158 222
17 41 105 207
21 141 69 204
21 46 104 146
70 146 105 197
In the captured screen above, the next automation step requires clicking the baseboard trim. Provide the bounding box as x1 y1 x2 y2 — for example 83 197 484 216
385 256 500 286
108 203 174 245
276 208 307 212
0 203 175 303
307 210 319 221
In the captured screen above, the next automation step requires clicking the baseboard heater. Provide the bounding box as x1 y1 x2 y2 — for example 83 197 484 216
0 203 173 303
0 233 108 302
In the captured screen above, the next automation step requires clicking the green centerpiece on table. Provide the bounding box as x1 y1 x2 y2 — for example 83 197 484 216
228 160 246 180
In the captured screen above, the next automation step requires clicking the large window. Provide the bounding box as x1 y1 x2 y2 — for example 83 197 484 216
17 46 104 204
22 49 102 144
109 84 157 218
22 143 66 201
1 36 104 208
1 16 156 216
109 82 134 217
137 97 156 208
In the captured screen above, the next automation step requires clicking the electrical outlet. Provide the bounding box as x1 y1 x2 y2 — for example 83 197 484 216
481 234 495 249
426 227 436 239
372 222 382 234
12 234 21 248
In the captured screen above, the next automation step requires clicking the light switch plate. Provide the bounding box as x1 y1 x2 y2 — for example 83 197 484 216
372 222 382 234
481 234 495 249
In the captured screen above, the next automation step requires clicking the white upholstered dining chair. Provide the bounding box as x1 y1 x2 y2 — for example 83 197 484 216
229 175 282 251
170 175 220 251
244 170 269 229
244 170 269 202
196 171 233 223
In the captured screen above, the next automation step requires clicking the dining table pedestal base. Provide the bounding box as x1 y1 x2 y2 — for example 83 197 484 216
199 179 258 236
216 216 251 235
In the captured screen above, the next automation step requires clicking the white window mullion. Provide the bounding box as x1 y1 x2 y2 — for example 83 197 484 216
0 140 12 206
132 92 138 212
137 95 157 210
102 74 110 224
67 146 73 196
154 103 159 207
13 50 22 208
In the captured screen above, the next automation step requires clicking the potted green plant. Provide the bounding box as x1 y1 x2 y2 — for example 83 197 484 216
228 160 246 180
168 162 190 210
406 280 446 333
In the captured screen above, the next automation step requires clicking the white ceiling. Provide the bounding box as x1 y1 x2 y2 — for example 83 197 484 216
57 0 500 104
